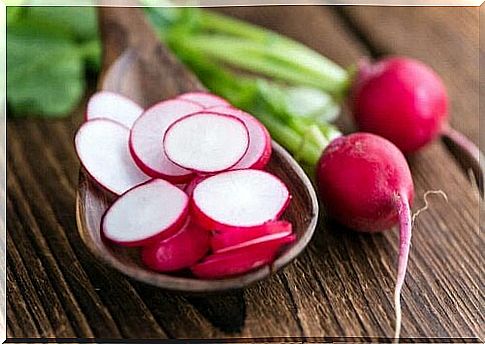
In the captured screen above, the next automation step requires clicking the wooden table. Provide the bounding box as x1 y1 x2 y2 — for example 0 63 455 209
7 6 483 342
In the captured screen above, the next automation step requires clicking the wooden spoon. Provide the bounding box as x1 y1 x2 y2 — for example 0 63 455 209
76 7 318 292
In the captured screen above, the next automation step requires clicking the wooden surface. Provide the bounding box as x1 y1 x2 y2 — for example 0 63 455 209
7 6 483 342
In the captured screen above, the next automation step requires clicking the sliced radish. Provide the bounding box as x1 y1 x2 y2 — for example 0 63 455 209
141 220 210 272
191 234 296 279
75 119 150 195
208 106 272 169
129 99 202 183
164 112 249 173
86 91 143 128
212 221 293 253
184 176 205 196
174 183 187 190
178 92 230 108
192 169 291 231
102 179 189 247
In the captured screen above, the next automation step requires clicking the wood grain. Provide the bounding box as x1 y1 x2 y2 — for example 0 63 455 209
6 5 483 341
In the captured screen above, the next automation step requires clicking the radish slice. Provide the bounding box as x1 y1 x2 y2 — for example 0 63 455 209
129 99 203 183
184 176 205 196
192 169 291 231
86 91 143 128
208 106 272 169
141 221 210 272
102 179 189 247
212 221 293 253
164 112 249 173
178 92 230 108
191 234 296 279
75 119 150 195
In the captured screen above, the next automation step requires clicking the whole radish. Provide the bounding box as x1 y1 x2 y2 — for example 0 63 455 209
317 132 414 339
351 57 448 154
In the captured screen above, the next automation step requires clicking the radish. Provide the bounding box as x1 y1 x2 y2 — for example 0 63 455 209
351 57 448 153
74 118 150 195
86 91 143 128
177 92 230 108
191 234 296 279
163 112 250 173
141 220 210 272
191 169 290 231
208 106 272 169
211 220 292 253
102 179 189 247
184 176 205 196
317 132 414 339
129 99 202 183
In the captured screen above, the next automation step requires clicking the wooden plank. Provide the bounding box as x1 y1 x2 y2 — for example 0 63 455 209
220 6 483 339
7 117 167 338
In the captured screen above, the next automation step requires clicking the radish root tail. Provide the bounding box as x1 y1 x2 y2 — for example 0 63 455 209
394 193 412 342
394 190 448 343
412 190 448 225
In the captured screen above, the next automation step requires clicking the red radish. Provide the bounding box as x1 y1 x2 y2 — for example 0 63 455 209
316 132 414 339
208 106 272 169
184 176 205 196
174 183 187 190
129 99 202 183
178 92 230 108
74 119 150 195
191 234 296 279
212 221 293 253
351 57 448 153
141 220 210 272
191 169 290 231
163 112 249 173
102 179 189 247
86 91 143 128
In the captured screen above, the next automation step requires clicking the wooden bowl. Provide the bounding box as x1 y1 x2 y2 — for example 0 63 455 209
75 7 319 292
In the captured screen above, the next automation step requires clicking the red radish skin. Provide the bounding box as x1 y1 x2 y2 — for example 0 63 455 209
178 92 231 108
141 221 210 272
163 112 250 173
102 179 189 247
191 234 296 279
208 106 272 170
129 99 203 183
191 169 291 231
317 133 414 339
184 176 205 196
352 57 448 153
75 118 150 195
86 91 143 128
212 221 293 253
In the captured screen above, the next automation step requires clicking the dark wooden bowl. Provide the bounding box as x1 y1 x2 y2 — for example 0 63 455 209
75 7 319 292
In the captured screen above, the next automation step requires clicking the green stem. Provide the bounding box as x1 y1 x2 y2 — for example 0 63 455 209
183 34 348 96
198 10 349 89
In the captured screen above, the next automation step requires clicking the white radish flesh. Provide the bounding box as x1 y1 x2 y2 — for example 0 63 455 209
192 169 291 231
211 221 293 253
86 91 143 128
178 92 230 108
102 179 189 247
75 119 150 195
208 106 272 169
164 112 249 173
141 221 210 272
129 99 202 183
